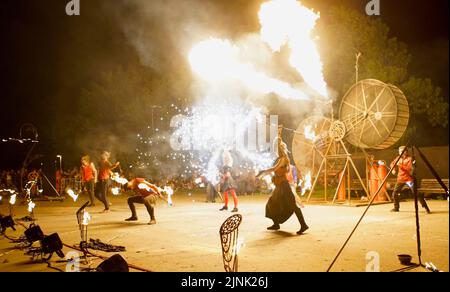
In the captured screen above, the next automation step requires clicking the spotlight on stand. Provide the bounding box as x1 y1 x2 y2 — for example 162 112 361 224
41 233 65 259
96 254 129 272
25 224 45 244
0 215 16 233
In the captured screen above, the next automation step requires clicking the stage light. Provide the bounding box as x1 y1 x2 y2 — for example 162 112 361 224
0 215 16 232
24 224 45 243
96 254 129 272
41 233 64 258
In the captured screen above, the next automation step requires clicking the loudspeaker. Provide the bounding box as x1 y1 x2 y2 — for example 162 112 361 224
96 254 129 272
0 215 16 232
41 233 64 258
25 224 45 243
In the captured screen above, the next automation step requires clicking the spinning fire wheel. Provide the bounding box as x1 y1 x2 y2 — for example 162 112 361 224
292 116 333 173
292 116 345 187
292 79 410 203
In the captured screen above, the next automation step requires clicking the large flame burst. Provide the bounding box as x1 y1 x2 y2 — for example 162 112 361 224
259 0 328 98
135 0 328 182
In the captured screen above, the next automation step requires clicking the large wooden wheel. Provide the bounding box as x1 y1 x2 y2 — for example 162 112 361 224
339 79 409 150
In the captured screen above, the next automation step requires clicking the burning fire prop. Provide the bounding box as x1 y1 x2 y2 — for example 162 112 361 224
66 189 79 202
111 187 121 196
9 194 16 205
301 171 312 196
28 201 36 213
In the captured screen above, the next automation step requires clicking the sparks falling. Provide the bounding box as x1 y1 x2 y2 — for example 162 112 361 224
259 0 329 98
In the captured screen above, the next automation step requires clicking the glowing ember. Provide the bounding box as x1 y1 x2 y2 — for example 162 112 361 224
28 201 36 213
82 211 91 226
189 38 309 100
259 0 329 98
111 187 121 196
9 194 16 205
66 189 79 202
301 171 312 196
304 125 316 141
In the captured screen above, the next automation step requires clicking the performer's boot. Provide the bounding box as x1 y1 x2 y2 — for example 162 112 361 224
220 206 228 211
295 208 309 235
148 207 156 225
126 200 138 221
267 222 280 230
231 207 238 212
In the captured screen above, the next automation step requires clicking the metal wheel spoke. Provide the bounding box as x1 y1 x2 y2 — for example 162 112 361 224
380 119 390 133
358 119 367 143
343 101 365 113
367 86 387 113
367 117 382 137
379 93 393 112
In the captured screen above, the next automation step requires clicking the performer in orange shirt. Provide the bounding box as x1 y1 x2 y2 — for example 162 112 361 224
124 178 168 225
80 155 98 207
390 146 431 213
96 151 120 213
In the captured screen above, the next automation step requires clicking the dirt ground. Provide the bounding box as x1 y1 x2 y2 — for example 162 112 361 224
0 192 448 272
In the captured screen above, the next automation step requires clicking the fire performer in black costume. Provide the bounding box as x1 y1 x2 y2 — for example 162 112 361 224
257 126 309 235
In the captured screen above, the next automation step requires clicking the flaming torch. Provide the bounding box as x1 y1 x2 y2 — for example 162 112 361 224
66 189 79 202
111 187 121 196
81 211 91 242
9 194 16 216
28 200 36 220
164 186 174 206
301 171 312 196
28 200 36 213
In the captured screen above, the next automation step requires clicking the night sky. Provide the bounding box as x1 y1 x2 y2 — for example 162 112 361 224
0 0 448 169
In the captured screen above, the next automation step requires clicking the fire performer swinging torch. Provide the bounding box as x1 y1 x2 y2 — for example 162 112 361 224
124 178 172 225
